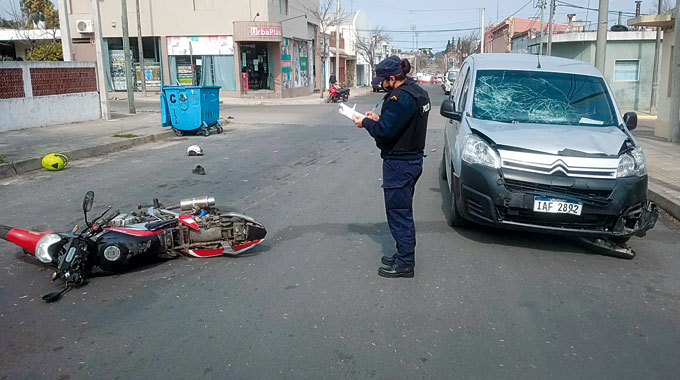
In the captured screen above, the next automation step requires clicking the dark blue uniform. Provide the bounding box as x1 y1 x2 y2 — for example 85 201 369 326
362 78 431 268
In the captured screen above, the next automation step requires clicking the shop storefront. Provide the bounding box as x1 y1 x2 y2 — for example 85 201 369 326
166 36 236 92
103 36 162 92
233 21 314 98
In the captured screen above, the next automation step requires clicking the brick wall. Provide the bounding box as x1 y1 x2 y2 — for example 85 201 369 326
30 67 97 97
0 68 25 99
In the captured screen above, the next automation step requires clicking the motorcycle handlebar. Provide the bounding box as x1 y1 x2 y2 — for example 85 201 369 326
99 209 120 226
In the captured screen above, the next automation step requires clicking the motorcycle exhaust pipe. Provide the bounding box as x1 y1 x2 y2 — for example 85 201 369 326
180 197 215 211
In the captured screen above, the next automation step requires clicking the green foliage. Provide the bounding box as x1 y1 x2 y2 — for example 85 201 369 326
25 42 63 61
20 0 59 29
0 17 18 28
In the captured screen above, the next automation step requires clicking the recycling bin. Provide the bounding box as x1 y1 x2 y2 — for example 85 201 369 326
161 85 222 136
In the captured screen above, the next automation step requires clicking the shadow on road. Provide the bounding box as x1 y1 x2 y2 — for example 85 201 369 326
436 174 603 257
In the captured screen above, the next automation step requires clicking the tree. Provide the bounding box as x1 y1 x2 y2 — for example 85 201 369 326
19 0 59 29
5 0 61 61
303 0 348 97
647 0 675 14
355 27 390 77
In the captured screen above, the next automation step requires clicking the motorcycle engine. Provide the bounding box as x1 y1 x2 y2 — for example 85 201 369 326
109 213 140 227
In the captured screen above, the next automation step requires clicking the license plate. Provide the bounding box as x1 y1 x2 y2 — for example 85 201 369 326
533 197 582 216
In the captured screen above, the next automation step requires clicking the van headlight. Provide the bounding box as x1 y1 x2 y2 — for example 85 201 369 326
35 234 62 264
617 147 647 178
462 135 500 168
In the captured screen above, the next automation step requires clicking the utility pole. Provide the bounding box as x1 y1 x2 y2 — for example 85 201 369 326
547 0 555 56
121 0 136 114
91 0 110 120
650 0 662 113
671 5 680 143
135 0 146 97
411 24 417 73
539 0 545 56
335 0 340 87
57 0 72 61
594 0 608 74
480 8 485 53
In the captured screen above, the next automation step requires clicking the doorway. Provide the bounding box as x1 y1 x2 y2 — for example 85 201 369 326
240 43 271 91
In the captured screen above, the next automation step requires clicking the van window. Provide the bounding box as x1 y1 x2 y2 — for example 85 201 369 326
472 69 618 126
458 68 471 112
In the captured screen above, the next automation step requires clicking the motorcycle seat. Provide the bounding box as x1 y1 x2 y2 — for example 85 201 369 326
337 88 350 94
145 219 178 231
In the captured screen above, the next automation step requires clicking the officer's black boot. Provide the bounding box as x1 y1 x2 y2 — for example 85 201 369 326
381 254 396 266
378 263 414 278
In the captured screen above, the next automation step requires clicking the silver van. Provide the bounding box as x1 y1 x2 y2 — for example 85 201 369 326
439 54 656 246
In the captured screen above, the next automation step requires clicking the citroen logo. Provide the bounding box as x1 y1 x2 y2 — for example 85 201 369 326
550 160 569 176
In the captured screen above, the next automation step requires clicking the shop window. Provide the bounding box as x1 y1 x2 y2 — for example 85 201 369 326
614 60 639 82
193 0 213 11
279 0 288 15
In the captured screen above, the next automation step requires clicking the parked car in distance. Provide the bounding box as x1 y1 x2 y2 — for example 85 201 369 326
442 70 457 94
439 54 657 246
418 74 433 84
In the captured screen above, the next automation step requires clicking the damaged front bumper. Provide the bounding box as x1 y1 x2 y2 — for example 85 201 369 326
454 162 658 238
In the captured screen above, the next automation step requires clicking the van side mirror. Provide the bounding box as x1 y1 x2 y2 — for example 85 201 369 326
440 99 461 121
623 112 637 131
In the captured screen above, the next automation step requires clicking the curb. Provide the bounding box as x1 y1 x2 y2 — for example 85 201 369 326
648 183 680 221
0 131 176 180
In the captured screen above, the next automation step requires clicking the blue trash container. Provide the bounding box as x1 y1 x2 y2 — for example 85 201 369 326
160 85 222 136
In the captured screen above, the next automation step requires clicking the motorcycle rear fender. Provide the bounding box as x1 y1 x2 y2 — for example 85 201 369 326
0 225 52 254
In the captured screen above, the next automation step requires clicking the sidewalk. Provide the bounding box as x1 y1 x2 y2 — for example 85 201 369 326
110 86 374 107
0 111 174 179
633 118 680 221
0 87 374 180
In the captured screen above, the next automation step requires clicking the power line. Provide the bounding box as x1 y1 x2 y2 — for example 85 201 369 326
355 27 480 33
555 0 637 16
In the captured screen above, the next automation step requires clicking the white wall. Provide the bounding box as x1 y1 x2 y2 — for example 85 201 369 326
656 28 673 139
0 61 101 132
0 92 101 132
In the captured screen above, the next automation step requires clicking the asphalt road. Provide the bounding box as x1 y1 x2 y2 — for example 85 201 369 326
1 84 679 380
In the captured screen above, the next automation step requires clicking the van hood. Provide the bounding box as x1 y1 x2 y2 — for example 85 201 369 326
467 118 630 157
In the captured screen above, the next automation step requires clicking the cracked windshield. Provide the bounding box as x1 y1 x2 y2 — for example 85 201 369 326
472 69 618 126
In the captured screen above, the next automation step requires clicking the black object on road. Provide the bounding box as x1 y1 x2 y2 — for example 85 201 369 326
192 165 206 175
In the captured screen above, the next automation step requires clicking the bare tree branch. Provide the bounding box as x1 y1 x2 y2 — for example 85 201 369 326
355 27 390 78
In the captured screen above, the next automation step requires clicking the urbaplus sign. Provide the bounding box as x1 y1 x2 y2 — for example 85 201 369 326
250 27 282 37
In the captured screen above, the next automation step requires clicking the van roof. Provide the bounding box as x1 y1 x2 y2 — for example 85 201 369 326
469 53 602 77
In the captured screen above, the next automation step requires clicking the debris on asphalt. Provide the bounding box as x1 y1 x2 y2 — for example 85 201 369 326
192 165 206 175
186 145 204 156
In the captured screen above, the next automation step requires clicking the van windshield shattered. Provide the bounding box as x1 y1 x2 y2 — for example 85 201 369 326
472 69 618 126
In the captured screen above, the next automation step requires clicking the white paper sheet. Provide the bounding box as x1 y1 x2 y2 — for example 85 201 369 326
338 103 362 120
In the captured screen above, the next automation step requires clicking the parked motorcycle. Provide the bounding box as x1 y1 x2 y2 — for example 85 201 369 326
326 84 350 103
0 191 267 302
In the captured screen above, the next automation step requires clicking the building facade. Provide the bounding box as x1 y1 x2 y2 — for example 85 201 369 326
628 12 675 140
485 17 567 54
326 10 371 88
63 0 320 98
524 30 661 111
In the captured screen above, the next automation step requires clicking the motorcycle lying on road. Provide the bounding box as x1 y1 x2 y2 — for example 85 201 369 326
0 191 266 302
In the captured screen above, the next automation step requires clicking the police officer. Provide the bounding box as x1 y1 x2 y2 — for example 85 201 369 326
353 56 431 278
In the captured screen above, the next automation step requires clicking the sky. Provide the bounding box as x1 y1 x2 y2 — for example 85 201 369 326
340 0 671 51
0 0 671 52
